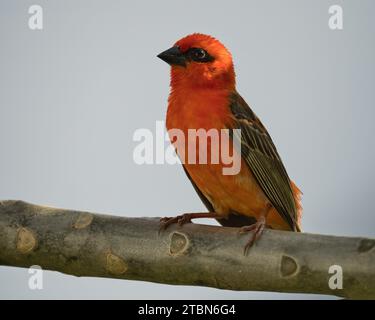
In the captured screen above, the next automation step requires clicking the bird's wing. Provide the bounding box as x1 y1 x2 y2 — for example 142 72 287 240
228 91 299 231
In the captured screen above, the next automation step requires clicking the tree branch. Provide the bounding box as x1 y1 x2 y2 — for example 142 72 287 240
0 200 374 299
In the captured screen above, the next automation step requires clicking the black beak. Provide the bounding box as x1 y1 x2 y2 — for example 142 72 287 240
157 46 186 67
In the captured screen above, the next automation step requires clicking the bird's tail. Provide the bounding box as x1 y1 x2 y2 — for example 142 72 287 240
291 180 303 232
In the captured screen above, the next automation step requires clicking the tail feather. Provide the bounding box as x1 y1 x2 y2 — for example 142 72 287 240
290 180 303 232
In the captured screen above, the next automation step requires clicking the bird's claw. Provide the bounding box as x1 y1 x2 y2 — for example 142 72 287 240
158 214 193 234
177 214 192 226
239 218 266 255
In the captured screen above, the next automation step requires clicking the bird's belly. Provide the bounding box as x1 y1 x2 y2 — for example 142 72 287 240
184 159 268 218
185 161 290 230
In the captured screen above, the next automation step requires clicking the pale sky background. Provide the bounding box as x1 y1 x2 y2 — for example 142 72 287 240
0 0 374 299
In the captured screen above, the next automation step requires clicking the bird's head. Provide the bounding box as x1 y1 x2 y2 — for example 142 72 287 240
157 33 235 90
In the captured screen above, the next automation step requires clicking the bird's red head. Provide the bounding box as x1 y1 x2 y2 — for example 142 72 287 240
158 33 236 90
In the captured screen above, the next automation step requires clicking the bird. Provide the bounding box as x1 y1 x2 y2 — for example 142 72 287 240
157 33 302 253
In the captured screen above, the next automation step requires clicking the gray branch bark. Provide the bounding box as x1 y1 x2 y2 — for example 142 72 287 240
0 200 374 299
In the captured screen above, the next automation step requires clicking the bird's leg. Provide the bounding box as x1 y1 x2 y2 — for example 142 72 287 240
239 204 272 255
159 212 221 233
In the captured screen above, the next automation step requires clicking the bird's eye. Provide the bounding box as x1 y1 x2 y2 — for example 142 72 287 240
193 48 206 59
187 48 213 63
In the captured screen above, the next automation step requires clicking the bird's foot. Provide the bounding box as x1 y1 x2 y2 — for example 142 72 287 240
159 212 220 234
239 216 267 255
159 213 193 233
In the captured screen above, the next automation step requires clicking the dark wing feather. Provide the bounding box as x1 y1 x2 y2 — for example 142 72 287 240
229 92 298 231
